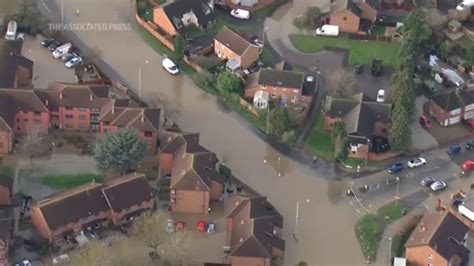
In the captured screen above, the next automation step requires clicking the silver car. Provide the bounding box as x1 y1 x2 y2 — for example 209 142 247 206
165 219 175 233
430 181 447 192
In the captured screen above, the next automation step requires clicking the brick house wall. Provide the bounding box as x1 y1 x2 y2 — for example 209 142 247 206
52 210 111 242
324 116 341 131
0 241 9 266
215 40 241 64
153 8 177 36
171 189 209 213
15 66 32 87
14 111 49 135
272 246 284 257
59 107 92 131
241 46 261 69
329 10 360 33
358 2 377 21
429 101 450 126
30 206 53 242
349 142 369 159
111 200 154 225
159 153 173 176
230 256 271 266
0 131 13 155
406 246 449 266
214 41 260 69
209 180 223 201
0 187 11 205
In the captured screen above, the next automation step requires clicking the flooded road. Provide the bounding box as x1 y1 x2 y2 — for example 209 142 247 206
40 0 366 264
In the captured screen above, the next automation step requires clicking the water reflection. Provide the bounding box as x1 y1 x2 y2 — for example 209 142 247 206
172 74 184 103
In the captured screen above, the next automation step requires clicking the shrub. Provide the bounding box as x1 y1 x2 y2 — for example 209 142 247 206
193 70 215 90
195 55 221 70
219 164 232 179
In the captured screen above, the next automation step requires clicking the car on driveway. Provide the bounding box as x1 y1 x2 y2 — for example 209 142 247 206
420 176 437 187
65 56 83 69
47 41 62 51
407 157 426 168
376 89 385 102
430 181 447 191
230 9 250 19
61 52 78 62
466 140 474 150
447 144 462 155
387 163 404 174
41 38 56 47
165 219 175 233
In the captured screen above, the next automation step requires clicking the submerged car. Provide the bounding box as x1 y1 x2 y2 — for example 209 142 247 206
420 176 437 187
430 181 447 191
387 163 404 174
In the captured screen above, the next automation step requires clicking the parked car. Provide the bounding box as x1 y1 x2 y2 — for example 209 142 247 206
420 176 437 187
387 163 404 174
461 160 474 174
165 219 175 233
196 220 206 232
376 89 385 102
52 254 70 264
47 41 62 51
430 180 447 191
230 9 250 19
447 144 462 155
371 59 382 76
457 0 474 11
419 115 432 129
214 2 231 11
466 140 474 150
61 52 78 62
207 222 216 234
354 63 362 74
41 38 56 47
4 21 17 40
452 198 464 209
52 43 72 58
65 56 83 69
162 58 179 75
315 25 339 36
407 157 426 168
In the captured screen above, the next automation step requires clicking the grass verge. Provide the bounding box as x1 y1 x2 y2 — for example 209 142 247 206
377 201 409 224
289 34 399 66
354 214 383 262
41 174 104 189
0 166 13 178
304 114 334 160
390 216 421 257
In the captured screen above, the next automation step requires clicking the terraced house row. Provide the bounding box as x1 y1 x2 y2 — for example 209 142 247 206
0 82 161 154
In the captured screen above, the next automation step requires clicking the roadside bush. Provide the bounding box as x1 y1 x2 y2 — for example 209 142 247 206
64 133 84 145
219 164 232 179
193 70 215 91
195 55 221 70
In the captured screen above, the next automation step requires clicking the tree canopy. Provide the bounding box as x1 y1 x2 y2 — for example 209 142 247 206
268 108 291 138
93 129 147 173
216 71 241 94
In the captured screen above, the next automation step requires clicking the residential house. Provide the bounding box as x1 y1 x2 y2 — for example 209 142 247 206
153 0 215 37
0 208 13 266
100 107 161 154
405 211 470 266
30 173 154 244
225 195 285 266
324 0 376 34
214 26 262 71
0 40 33 88
0 175 13 206
429 89 474 127
245 69 312 110
323 93 392 158
159 132 225 214
0 89 50 155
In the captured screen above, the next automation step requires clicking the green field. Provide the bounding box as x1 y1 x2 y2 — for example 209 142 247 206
377 201 409 224
41 174 104 189
289 34 400 66
354 214 384 262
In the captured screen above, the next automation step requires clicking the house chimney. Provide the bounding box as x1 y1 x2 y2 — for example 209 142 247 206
45 100 49 106
90 94 93 101
59 92 63 99
112 106 115 114
141 113 145 123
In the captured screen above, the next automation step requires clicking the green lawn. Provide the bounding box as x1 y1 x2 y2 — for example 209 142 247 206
456 36 474 50
354 214 384 262
343 158 365 168
371 26 386 36
304 114 334 160
41 174 104 189
289 34 400 66
0 166 13 178
377 201 409 224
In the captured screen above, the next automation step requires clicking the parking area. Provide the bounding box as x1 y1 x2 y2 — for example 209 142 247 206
21 35 77 88
352 66 393 102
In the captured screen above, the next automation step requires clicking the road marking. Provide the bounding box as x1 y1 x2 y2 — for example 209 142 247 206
356 209 361 214
368 204 372 208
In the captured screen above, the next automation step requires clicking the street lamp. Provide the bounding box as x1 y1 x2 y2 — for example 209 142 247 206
138 60 149 98
294 199 311 239
395 176 400 206
277 156 281 177
388 237 393 265
262 26 268 47
365 139 371 166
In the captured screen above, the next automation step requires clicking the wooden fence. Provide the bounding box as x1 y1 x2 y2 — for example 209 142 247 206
135 14 175 51
347 33 393 42
239 97 258 115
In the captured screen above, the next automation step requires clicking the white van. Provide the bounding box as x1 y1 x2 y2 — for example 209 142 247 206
162 58 179 75
52 43 72 59
230 9 250 20
4 21 17 40
315 25 339 37
457 0 474 11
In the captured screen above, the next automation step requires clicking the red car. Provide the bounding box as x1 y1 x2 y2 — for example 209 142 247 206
462 160 474 174
419 116 432 129
196 220 206 232
176 221 185 231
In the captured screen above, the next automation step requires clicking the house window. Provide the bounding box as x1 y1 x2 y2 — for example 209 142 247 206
144 131 153 137
65 115 73 120
78 115 87 120
343 16 347 21
34 112 41 116
16 118 19 122
170 198 176 204
79 124 86 129
170 189 176 195
23 118 28 122
428 254 434 260
271 93 278 98
291 96 297 102
78 108 87 112
65 107 73 111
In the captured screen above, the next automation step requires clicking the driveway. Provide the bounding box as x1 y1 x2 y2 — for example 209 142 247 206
21 35 77 89
38 0 366 264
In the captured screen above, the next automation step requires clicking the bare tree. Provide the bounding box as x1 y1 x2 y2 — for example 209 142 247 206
67 240 115 266
131 212 167 257
165 229 192 266
148 92 181 127
23 123 44 158
328 69 356 98
425 9 448 29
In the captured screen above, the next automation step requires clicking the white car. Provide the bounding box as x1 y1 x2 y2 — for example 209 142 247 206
162 58 179 75
65 56 83 69
457 0 474 11
165 219 175 233
52 254 70 264
230 9 250 20
52 42 72 58
430 181 447 192
16 33 25 41
407 157 426 168
22 260 31 266
376 89 385 102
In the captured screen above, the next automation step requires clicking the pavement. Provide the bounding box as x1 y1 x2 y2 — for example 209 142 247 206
37 0 366 265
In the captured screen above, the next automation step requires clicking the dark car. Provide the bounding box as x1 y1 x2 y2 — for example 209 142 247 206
420 176 436 187
41 38 56 47
371 59 383 76
447 144 462 155
387 163 404 174
466 140 474 150
214 2 231 11
354 63 362 74
47 41 62 52
452 198 463 209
